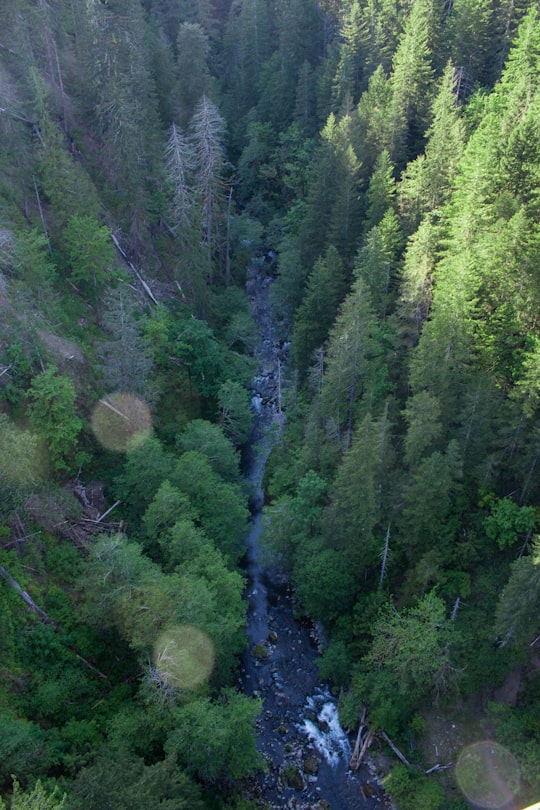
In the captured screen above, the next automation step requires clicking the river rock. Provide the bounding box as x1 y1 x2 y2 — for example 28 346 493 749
252 643 269 659
303 756 319 775
281 765 305 791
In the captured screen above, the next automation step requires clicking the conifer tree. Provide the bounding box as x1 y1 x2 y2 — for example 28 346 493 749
190 95 227 269
291 245 346 379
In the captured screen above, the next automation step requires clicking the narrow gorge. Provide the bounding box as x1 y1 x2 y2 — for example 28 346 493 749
238 262 388 809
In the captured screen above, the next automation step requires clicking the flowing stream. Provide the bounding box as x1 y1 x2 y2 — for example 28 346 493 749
239 263 388 809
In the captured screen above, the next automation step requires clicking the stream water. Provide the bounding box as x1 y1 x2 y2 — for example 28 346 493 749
238 263 389 809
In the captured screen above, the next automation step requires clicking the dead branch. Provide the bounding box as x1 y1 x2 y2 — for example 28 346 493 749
0 564 109 679
0 564 54 623
97 500 121 523
351 728 375 770
380 731 411 767
110 233 159 305
425 763 453 774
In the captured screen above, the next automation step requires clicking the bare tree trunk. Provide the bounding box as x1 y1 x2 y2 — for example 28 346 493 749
381 731 411 766
0 564 109 679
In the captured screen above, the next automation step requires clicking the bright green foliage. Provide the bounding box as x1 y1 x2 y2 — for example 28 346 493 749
399 63 465 231
484 498 536 550
366 592 452 699
0 414 41 515
62 215 114 296
262 469 328 567
154 516 209 573
388 0 436 165
364 150 396 233
80 533 175 650
165 689 262 782
176 419 241 481
9 778 66 810
25 367 83 473
172 450 249 563
396 217 437 347
142 481 197 550
354 66 394 176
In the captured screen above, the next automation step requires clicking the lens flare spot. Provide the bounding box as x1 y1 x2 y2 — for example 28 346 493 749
455 741 521 809
91 393 151 452
153 626 214 690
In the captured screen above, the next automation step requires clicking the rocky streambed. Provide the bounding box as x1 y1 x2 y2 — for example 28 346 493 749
239 263 389 809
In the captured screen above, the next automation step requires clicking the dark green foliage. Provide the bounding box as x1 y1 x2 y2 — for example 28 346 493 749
165 689 262 782
291 245 346 378
2 1 540 807
70 749 205 810
383 765 446 810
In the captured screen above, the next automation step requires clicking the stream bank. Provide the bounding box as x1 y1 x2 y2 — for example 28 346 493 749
238 263 389 809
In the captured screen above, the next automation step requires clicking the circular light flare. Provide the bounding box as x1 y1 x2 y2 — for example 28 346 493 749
455 741 521 809
153 625 215 690
91 392 152 452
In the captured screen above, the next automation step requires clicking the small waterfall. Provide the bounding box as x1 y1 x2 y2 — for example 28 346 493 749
301 690 352 767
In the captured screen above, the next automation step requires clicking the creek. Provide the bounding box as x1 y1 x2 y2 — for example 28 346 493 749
239 263 388 809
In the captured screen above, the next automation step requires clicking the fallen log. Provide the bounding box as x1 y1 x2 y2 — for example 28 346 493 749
110 233 159 305
0 564 108 679
352 728 375 770
380 731 411 767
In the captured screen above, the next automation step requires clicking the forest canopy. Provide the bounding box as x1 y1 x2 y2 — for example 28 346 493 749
1 0 539 808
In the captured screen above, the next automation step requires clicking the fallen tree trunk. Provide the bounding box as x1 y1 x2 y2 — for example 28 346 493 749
380 731 411 767
0 564 108 679
0 565 53 623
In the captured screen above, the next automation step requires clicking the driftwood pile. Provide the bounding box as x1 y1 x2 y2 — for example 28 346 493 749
349 707 411 771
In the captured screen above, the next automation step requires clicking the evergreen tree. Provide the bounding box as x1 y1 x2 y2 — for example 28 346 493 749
291 245 346 379
319 276 386 445
322 407 394 578
174 23 212 126
387 0 436 166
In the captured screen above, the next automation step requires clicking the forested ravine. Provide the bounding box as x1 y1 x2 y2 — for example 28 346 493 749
239 263 387 809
